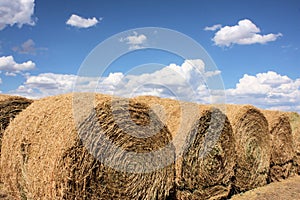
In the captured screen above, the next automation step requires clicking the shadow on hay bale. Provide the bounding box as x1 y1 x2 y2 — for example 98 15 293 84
0 93 175 200
134 96 236 200
285 112 300 175
225 105 271 193
262 110 296 182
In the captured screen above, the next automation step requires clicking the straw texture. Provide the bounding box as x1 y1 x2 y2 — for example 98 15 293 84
134 96 236 200
0 93 175 199
262 110 295 182
226 105 271 192
0 95 32 156
286 112 300 175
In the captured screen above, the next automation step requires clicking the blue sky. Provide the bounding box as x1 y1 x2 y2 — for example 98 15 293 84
0 0 300 112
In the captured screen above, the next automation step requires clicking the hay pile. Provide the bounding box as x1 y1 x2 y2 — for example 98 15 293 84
225 105 271 193
262 110 295 182
0 93 175 199
286 112 300 175
0 95 32 156
134 96 236 200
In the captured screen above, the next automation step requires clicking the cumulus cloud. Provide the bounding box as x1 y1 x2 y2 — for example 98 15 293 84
107 59 220 102
8 61 300 112
11 59 220 103
120 31 147 50
0 0 36 30
204 24 222 31
0 55 35 75
212 19 282 47
226 71 300 112
66 14 101 28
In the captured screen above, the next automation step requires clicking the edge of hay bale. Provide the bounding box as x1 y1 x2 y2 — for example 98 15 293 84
133 96 236 200
262 110 296 182
0 94 33 155
286 111 300 175
0 94 33 199
0 94 33 132
176 106 236 200
225 105 271 193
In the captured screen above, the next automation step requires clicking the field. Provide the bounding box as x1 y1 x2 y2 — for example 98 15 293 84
1 176 300 199
231 175 300 200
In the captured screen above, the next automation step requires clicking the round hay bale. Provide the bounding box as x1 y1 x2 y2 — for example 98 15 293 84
0 93 175 199
0 94 32 156
225 105 271 193
286 112 300 175
134 96 236 200
262 110 296 182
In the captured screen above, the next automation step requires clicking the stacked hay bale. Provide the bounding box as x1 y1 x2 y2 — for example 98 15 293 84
134 96 236 200
286 112 300 175
262 110 295 182
0 95 32 155
225 105 271 193
0 93 175 199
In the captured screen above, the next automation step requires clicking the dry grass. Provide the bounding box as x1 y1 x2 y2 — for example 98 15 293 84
134 96 236 200
230 175 300 200
262 110 296 182
0 93 175 199
225 105 271 193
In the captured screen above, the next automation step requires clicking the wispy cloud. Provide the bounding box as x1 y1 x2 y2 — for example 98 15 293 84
0 0 36 31
204 24 222 31
211 19 282 47
66 14 101 28
12 73 99 98
120 31 147 50
12 39 47 55
281 44 299 52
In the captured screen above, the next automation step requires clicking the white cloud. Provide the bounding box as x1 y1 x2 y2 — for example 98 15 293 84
0 55 35 75
66 14 100 28
12 73 99 98
8 61 300 112
120 31 147 50
0 0 36 30
5 72 17 76
204 24 222 31
11 59 219 103
112 59 220 102
212 19 282 47
226 71 300 112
